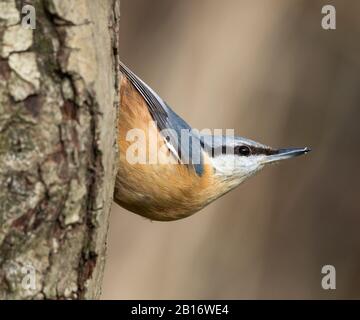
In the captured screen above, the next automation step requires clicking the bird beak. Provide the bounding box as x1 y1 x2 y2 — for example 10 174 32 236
264 147 311 164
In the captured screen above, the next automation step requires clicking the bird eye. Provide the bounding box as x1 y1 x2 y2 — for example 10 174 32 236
235 145 251 156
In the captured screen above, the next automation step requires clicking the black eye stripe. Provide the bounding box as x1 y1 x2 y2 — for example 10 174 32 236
247 146 277 156
202 141 277 157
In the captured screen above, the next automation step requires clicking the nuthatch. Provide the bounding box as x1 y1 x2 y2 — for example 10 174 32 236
114 62 310 221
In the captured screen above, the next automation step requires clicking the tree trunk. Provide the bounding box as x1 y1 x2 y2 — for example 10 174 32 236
0 0 120 299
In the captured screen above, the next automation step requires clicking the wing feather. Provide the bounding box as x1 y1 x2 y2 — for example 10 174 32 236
119 61 203 176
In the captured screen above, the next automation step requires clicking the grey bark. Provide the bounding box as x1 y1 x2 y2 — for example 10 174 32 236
0 0 120 299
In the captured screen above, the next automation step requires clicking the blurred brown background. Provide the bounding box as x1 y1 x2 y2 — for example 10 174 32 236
102 0 360 299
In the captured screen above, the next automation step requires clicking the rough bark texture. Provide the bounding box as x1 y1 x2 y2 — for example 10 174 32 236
0 0 120 299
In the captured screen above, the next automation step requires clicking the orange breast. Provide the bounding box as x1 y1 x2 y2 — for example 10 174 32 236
114 76 221 221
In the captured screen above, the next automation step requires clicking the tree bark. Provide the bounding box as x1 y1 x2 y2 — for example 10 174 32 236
0 0 120 299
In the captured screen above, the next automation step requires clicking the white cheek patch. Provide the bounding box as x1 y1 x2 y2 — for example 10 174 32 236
209 155 262 178
209 155 236 175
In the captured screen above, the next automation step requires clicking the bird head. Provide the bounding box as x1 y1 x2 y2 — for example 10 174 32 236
201 135 310 191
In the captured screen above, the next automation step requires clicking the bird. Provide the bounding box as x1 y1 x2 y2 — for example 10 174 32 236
114 61 310 221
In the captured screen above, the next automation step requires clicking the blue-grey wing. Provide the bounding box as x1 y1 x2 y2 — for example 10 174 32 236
119 61 203 176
